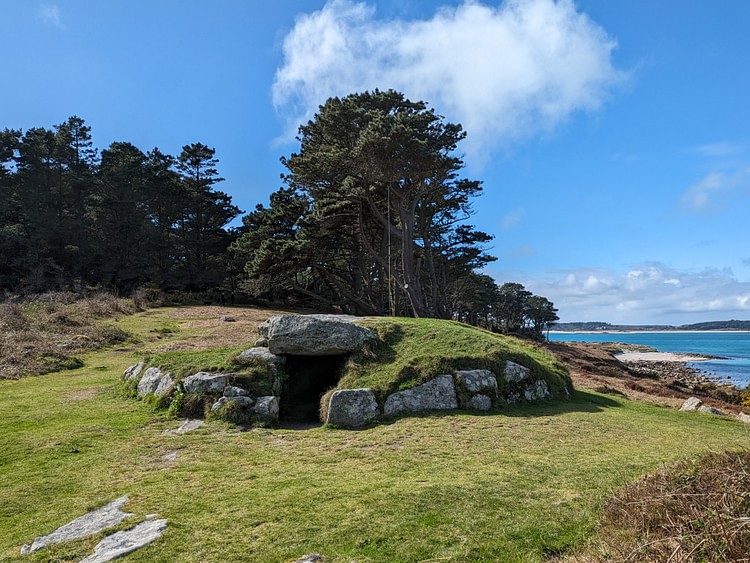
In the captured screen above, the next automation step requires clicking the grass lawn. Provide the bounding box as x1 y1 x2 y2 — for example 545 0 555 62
1 307 748 562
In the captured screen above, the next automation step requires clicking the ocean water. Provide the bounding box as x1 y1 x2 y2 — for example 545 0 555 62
548 332 750 388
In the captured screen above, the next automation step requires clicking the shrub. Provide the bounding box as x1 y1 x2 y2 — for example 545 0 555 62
594 450 750 562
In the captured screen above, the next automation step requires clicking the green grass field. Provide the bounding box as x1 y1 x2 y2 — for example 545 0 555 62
1 307 748 562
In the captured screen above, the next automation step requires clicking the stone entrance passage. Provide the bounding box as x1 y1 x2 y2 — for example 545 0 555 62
280 355 348 422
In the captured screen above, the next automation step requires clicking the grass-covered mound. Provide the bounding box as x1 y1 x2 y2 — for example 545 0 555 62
338 317 572 399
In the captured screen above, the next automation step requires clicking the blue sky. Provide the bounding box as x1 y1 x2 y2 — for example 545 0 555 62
2 0 749 324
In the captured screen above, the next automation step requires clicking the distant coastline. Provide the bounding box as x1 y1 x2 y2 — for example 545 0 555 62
550 319 750 333
550 329 750 334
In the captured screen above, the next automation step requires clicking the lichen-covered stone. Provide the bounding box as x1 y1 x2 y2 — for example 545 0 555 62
265 314 376 356
79 519 168 563
455 369 498 395
123 362 144 382
383 374 458 417
182 372 228 394
523 380 550 401
326 388 379 428
136 368 173 398
738 412 750 424
21 496 132 554
503 361 531 383
210 395 254 413
223 385 249 397
251 396 280 422
237 347 285 371
467 394 492 411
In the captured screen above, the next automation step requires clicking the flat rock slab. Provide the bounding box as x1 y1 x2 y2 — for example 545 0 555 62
175 419 205 434
698 405 726 416
80 519 168 563
326 388 379 428
384 374 458 417
266 314 376 356
21 496 132 554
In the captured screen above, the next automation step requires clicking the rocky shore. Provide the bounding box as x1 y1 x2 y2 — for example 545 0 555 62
545 341 746 409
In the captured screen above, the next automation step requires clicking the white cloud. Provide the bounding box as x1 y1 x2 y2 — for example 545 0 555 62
37 4 62 28
515 263 750 324
679 168 750 213
273 0 625 159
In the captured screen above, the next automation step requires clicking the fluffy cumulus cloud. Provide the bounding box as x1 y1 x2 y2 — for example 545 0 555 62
521 263 750 324
273 0 624 157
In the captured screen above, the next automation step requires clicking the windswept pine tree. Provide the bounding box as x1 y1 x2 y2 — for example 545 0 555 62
233 90 495 318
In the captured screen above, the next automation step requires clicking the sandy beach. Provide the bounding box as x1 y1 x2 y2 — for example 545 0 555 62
615 351 711 362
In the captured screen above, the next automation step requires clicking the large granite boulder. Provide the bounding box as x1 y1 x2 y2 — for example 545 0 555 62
326 389 379 428
182 372 228 394
136 368 173 398
467 394 492 411
384 374 458 417
265 314 376 356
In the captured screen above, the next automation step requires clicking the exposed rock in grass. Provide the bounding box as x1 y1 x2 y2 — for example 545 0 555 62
136 368 173 398
698 404 726 416
384 374 458 417
21 496 132 554
174 419 205 434
738 412 750 424
123 362 144 382
326 388 379 428
680 396 703 411
79 518 167 563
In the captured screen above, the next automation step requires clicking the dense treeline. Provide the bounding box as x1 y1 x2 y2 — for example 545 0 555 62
1 96 559 338
0 117 240 293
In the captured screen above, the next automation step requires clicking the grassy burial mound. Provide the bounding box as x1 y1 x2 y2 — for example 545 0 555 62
126 315 572 427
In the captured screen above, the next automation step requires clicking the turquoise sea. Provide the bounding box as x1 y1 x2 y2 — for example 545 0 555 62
548 331 750 388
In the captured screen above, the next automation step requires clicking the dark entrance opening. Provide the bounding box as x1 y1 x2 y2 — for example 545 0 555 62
280 354 348 422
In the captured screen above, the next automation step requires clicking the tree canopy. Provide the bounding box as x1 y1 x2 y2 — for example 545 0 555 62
233 90 495 318
0 117 241 293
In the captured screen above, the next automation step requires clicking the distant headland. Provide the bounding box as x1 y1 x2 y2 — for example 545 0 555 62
551 320 750 332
